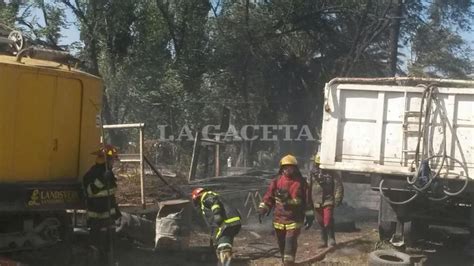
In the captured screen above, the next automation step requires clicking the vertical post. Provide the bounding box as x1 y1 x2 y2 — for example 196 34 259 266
469 193 474 249
215 135 220 177
215 145 220 176
243 141 247 168
72 210 77 227
188 131 201 182
203 146 209 177
139 126 145 209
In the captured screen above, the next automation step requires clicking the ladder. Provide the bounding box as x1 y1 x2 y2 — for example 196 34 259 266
401 92 424 167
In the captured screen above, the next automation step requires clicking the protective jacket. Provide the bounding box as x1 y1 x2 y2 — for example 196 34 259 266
260 174 313 229
200 191 241 241
83 163 121 222
310 168 344 208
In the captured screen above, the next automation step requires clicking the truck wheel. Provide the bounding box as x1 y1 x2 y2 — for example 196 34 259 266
368 250 411 266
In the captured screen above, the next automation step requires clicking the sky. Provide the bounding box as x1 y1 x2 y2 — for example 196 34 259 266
31 5 474 68
60 9 80 45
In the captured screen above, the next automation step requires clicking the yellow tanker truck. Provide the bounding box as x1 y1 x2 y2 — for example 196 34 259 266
0 30 102 251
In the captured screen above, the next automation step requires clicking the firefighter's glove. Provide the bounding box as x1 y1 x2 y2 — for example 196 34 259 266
275 189 289 206
257 203 268 224
304 211 315 230
104 170 115 181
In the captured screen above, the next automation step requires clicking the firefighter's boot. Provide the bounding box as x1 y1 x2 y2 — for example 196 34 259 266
283 255 295 266
327 225 336 247
318 227 328 248
216 244 232 266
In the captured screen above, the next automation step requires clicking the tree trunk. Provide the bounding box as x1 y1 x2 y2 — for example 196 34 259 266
388 0 403 76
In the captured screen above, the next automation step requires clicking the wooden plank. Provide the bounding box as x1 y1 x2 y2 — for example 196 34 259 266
188 131 201 182
139 127 145 209
215 135 220 177
103 123 145 129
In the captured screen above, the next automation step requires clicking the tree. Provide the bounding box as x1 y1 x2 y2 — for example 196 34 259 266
29 0 472 167
15 0 67 49
406 0 473 77
0 0 20 30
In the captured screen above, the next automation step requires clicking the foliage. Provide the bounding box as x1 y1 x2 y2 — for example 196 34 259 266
2 0 473 167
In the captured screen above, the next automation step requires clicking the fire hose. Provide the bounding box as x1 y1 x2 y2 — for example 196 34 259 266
379 84 470 205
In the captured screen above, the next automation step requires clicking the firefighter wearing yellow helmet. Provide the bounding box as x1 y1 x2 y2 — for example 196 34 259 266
310 152 344 248
83 143 121 265
258 154 314 265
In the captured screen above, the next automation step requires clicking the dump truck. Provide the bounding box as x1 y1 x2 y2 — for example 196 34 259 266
319 77 474 246
0 30 102 251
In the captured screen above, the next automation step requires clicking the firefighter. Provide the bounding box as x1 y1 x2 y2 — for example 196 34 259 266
258 155 314 265
310 153 344 248
191 188 242 266
83 144 121 265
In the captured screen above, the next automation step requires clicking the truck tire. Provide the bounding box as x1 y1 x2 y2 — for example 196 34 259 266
368 250 412 266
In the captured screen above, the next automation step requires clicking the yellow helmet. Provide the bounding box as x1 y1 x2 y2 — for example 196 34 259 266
314 153 321 164
91 143 119 159
280 154 298 166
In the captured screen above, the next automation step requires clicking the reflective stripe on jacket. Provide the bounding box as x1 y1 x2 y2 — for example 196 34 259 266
83 163 121 221
273 222 302 230
200 190 241 240
87 187 117 198
84 165 117 198
215 216 241 239
260 173 313 226
87 208 116 219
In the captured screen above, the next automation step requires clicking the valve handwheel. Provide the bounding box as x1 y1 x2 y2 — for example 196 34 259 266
8 30 24 53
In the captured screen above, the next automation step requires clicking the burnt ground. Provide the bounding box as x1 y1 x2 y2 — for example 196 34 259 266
5 213 473 266
2 172 474 265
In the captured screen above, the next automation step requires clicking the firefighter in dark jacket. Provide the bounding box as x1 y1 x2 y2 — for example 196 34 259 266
258 155 314 265
83 144 121 265
310 153 344 248
192 188 242 266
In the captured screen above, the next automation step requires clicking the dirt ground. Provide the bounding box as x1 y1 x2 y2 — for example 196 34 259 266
112 171 474 266
232 221 379 265
7 218 473 266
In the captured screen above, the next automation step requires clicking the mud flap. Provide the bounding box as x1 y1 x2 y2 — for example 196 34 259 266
378 195 397 241
464 193 474 256
389 221 405 247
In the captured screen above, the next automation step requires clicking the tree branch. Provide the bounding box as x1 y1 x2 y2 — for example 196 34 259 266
156 0 181 57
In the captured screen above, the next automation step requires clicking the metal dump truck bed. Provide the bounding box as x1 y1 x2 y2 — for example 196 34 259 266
320 77 474 179
319 77 474 246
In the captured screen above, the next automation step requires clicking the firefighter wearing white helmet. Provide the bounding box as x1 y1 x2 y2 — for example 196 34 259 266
310 152 344 248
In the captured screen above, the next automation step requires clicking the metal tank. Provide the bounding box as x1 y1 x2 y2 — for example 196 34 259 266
0 30 103 251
